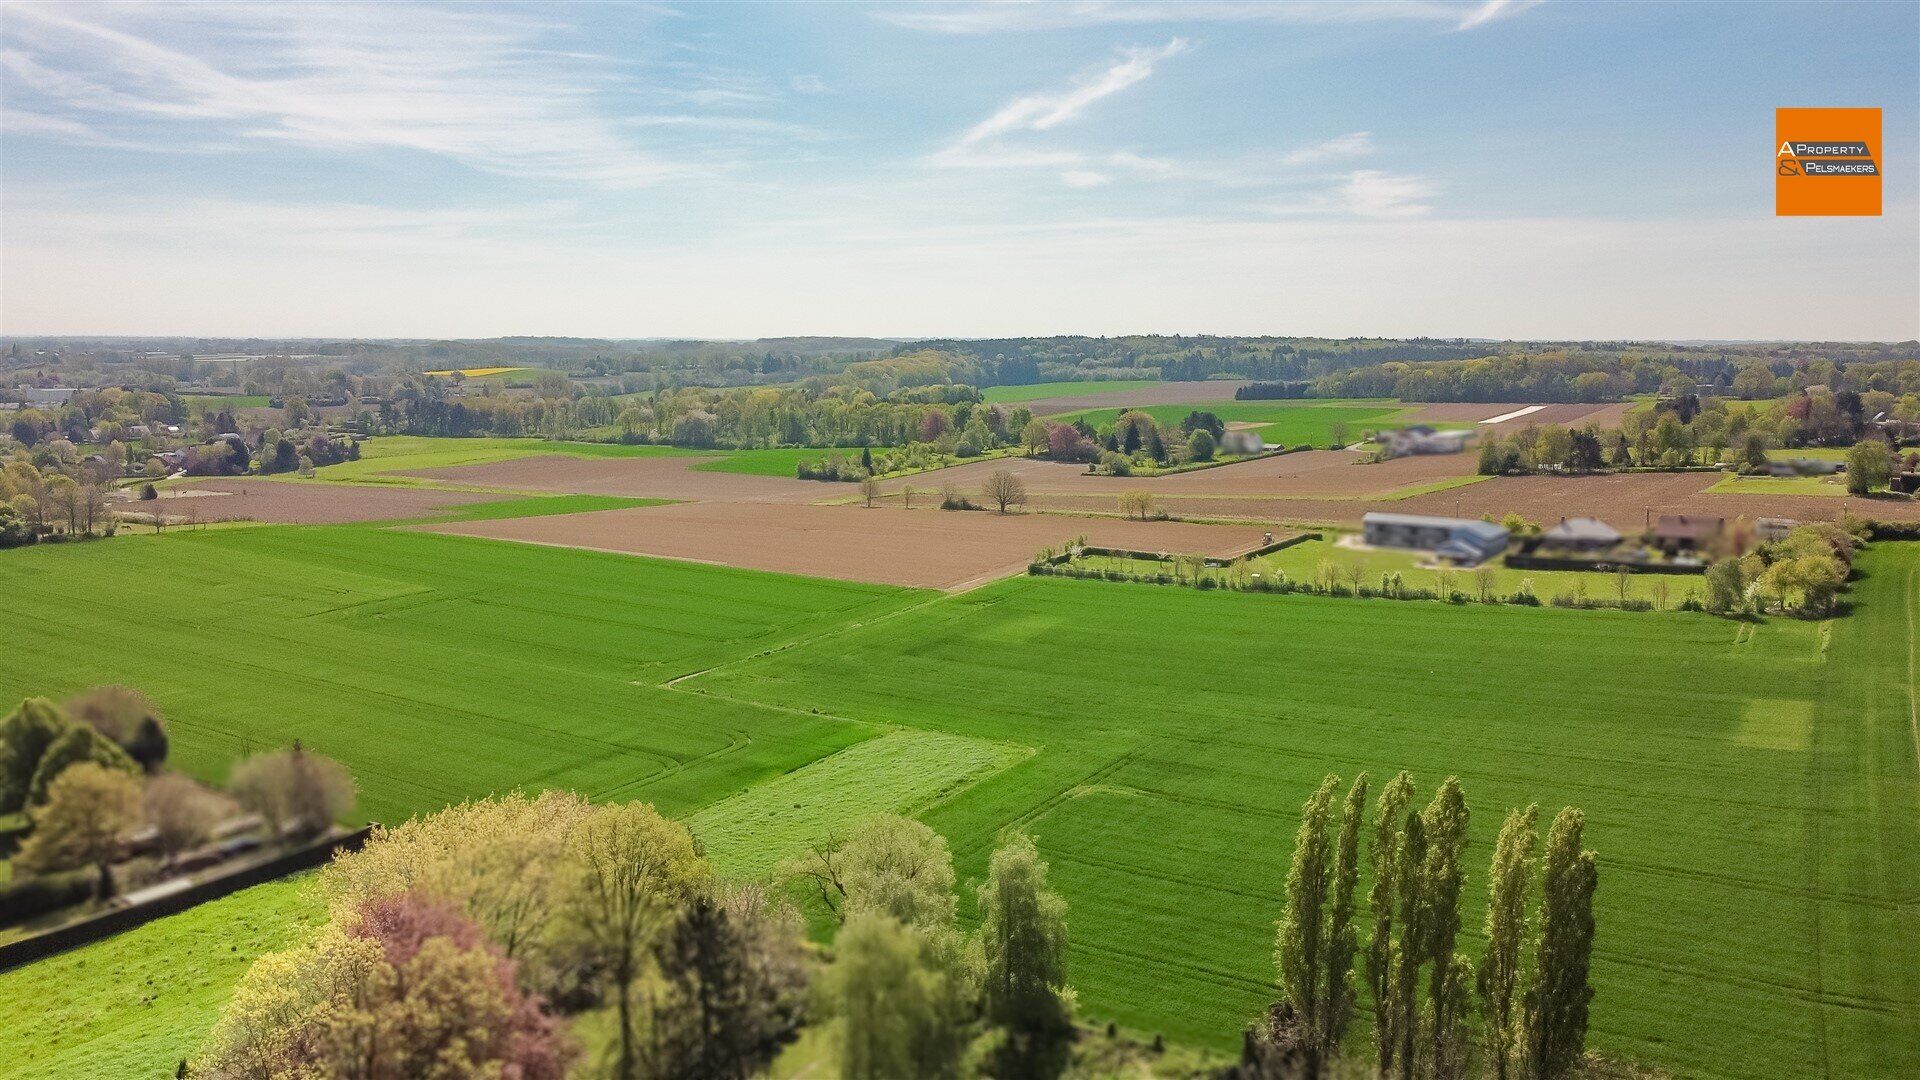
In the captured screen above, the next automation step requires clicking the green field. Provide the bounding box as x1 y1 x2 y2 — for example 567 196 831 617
1082 535 1700 605
690 446 864 477
1 526 1915 1079
311 434 703 485
1054 400 1435 447
1 875 325 1077
981 380 1161 403
1709 474 1849 497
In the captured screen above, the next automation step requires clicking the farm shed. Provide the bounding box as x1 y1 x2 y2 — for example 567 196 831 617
1219 429 1265 455
1361 512 1510 564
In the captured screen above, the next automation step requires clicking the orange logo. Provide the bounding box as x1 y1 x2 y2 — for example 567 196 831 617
1776 108 1881 216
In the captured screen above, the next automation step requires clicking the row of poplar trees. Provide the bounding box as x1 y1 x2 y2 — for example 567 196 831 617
1247 772 1598 1080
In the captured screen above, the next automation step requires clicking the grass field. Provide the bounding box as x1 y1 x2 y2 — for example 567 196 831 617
691 447 865 477
1080 535 1699 605
1054 400 1434 447
981 380 1160 403
308 435 704 485
1709 474 1850 497
1 526 1914 1079
1 875 325 1078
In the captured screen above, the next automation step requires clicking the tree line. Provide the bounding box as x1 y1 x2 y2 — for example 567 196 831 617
1237 773 1598 1080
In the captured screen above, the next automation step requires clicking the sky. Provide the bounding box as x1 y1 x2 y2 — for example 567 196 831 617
1 0 1916 341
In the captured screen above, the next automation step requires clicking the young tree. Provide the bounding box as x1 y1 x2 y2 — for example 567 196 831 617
982 470 1028 514
860 474 882 508
1845 438 1894 495
1703 559 1746 615
1420 778 1472 1080
62 684 168 772
979 833 1073 1079
820 912 977 1080
14 762 142 899
782 814 958 928
229 743 354 839
563 800 709 1080
1276 777 1338 1070
320 790 594 992
649 887 811 1080
1521 809 1598 1080
1365 772 1416 1073
1478 806 1541 1080
197 893 574 1079
27 722 137 806
1188 429 1217 462
143 773 234 867
0 697 72 812
1321 774 1369 1064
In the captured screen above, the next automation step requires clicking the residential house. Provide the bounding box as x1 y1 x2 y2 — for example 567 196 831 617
1539 517 1622 552
1649 514 1724 555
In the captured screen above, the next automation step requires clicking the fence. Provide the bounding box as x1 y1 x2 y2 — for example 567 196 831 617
0 825 371 974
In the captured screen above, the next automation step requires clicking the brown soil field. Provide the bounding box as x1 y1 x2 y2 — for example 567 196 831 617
404 455 829 502
904 449 1469 501
1026 380 1250 416
1401 402 1633 430
139 479 493 524
422 502 1273 591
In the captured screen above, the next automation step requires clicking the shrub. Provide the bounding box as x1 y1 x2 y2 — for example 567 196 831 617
139 483 158 501
0 698 70 813
0 869 93 925
62 685 168 772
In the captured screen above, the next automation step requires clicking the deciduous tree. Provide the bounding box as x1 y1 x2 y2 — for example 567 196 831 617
1521 809 1597 1080
983 470 1028 514
979 833 1073 1079
1478 805 1539 1080
14 762 141 899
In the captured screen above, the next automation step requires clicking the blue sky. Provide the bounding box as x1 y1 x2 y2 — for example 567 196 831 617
1 0 1915 340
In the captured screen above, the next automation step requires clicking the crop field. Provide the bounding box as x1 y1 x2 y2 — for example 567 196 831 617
1 525 1914 1079
1054 400 1433 447
308 434 703 484
690 447 866 477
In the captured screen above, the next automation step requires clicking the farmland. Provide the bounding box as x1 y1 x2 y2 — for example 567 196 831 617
980 379 1160 403
1054 400 1421 446
0 519 1914 1079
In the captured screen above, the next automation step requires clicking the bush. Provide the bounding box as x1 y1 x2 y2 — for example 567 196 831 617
139 483 158 501
0 869 93 926
0 699 73 813
28 725 137 806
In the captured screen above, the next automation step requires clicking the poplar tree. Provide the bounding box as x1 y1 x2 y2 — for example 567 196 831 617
1419 777 1471 1079
1479 805 1540 1080
1522 808 1598 1080
1276 775 1339 1067
1390 812 1426 1080
1365 771 1415 1075
1318 773 1369 1064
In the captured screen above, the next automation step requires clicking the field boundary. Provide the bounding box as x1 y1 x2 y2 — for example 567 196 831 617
0 827 368 975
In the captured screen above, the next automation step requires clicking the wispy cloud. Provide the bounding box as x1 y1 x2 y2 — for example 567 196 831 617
930 39 1188 177
1263 169 1434 218
1284 131 1374 166
880 1 1541 35
0 3 714 187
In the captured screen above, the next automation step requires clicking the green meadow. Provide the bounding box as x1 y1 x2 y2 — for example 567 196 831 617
309 434 703 484
0 523 1914 1079
1054 400 1440 447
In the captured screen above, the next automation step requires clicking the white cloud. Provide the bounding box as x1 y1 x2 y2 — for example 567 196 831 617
930 39 1188 169
1342 170 1432 217
790 73 829 94
0 3 707 187
1060 170 1113 188
1284 131 1374 166
880 1 1540 35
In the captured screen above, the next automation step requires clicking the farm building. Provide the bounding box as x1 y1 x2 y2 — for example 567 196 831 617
1756 517 1802 542
1219 429 1265 455
1649 514 1724 555
1378 425 1471 457
1761 457 1844 477
1361 512 1510 564
1539 517 1622 552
